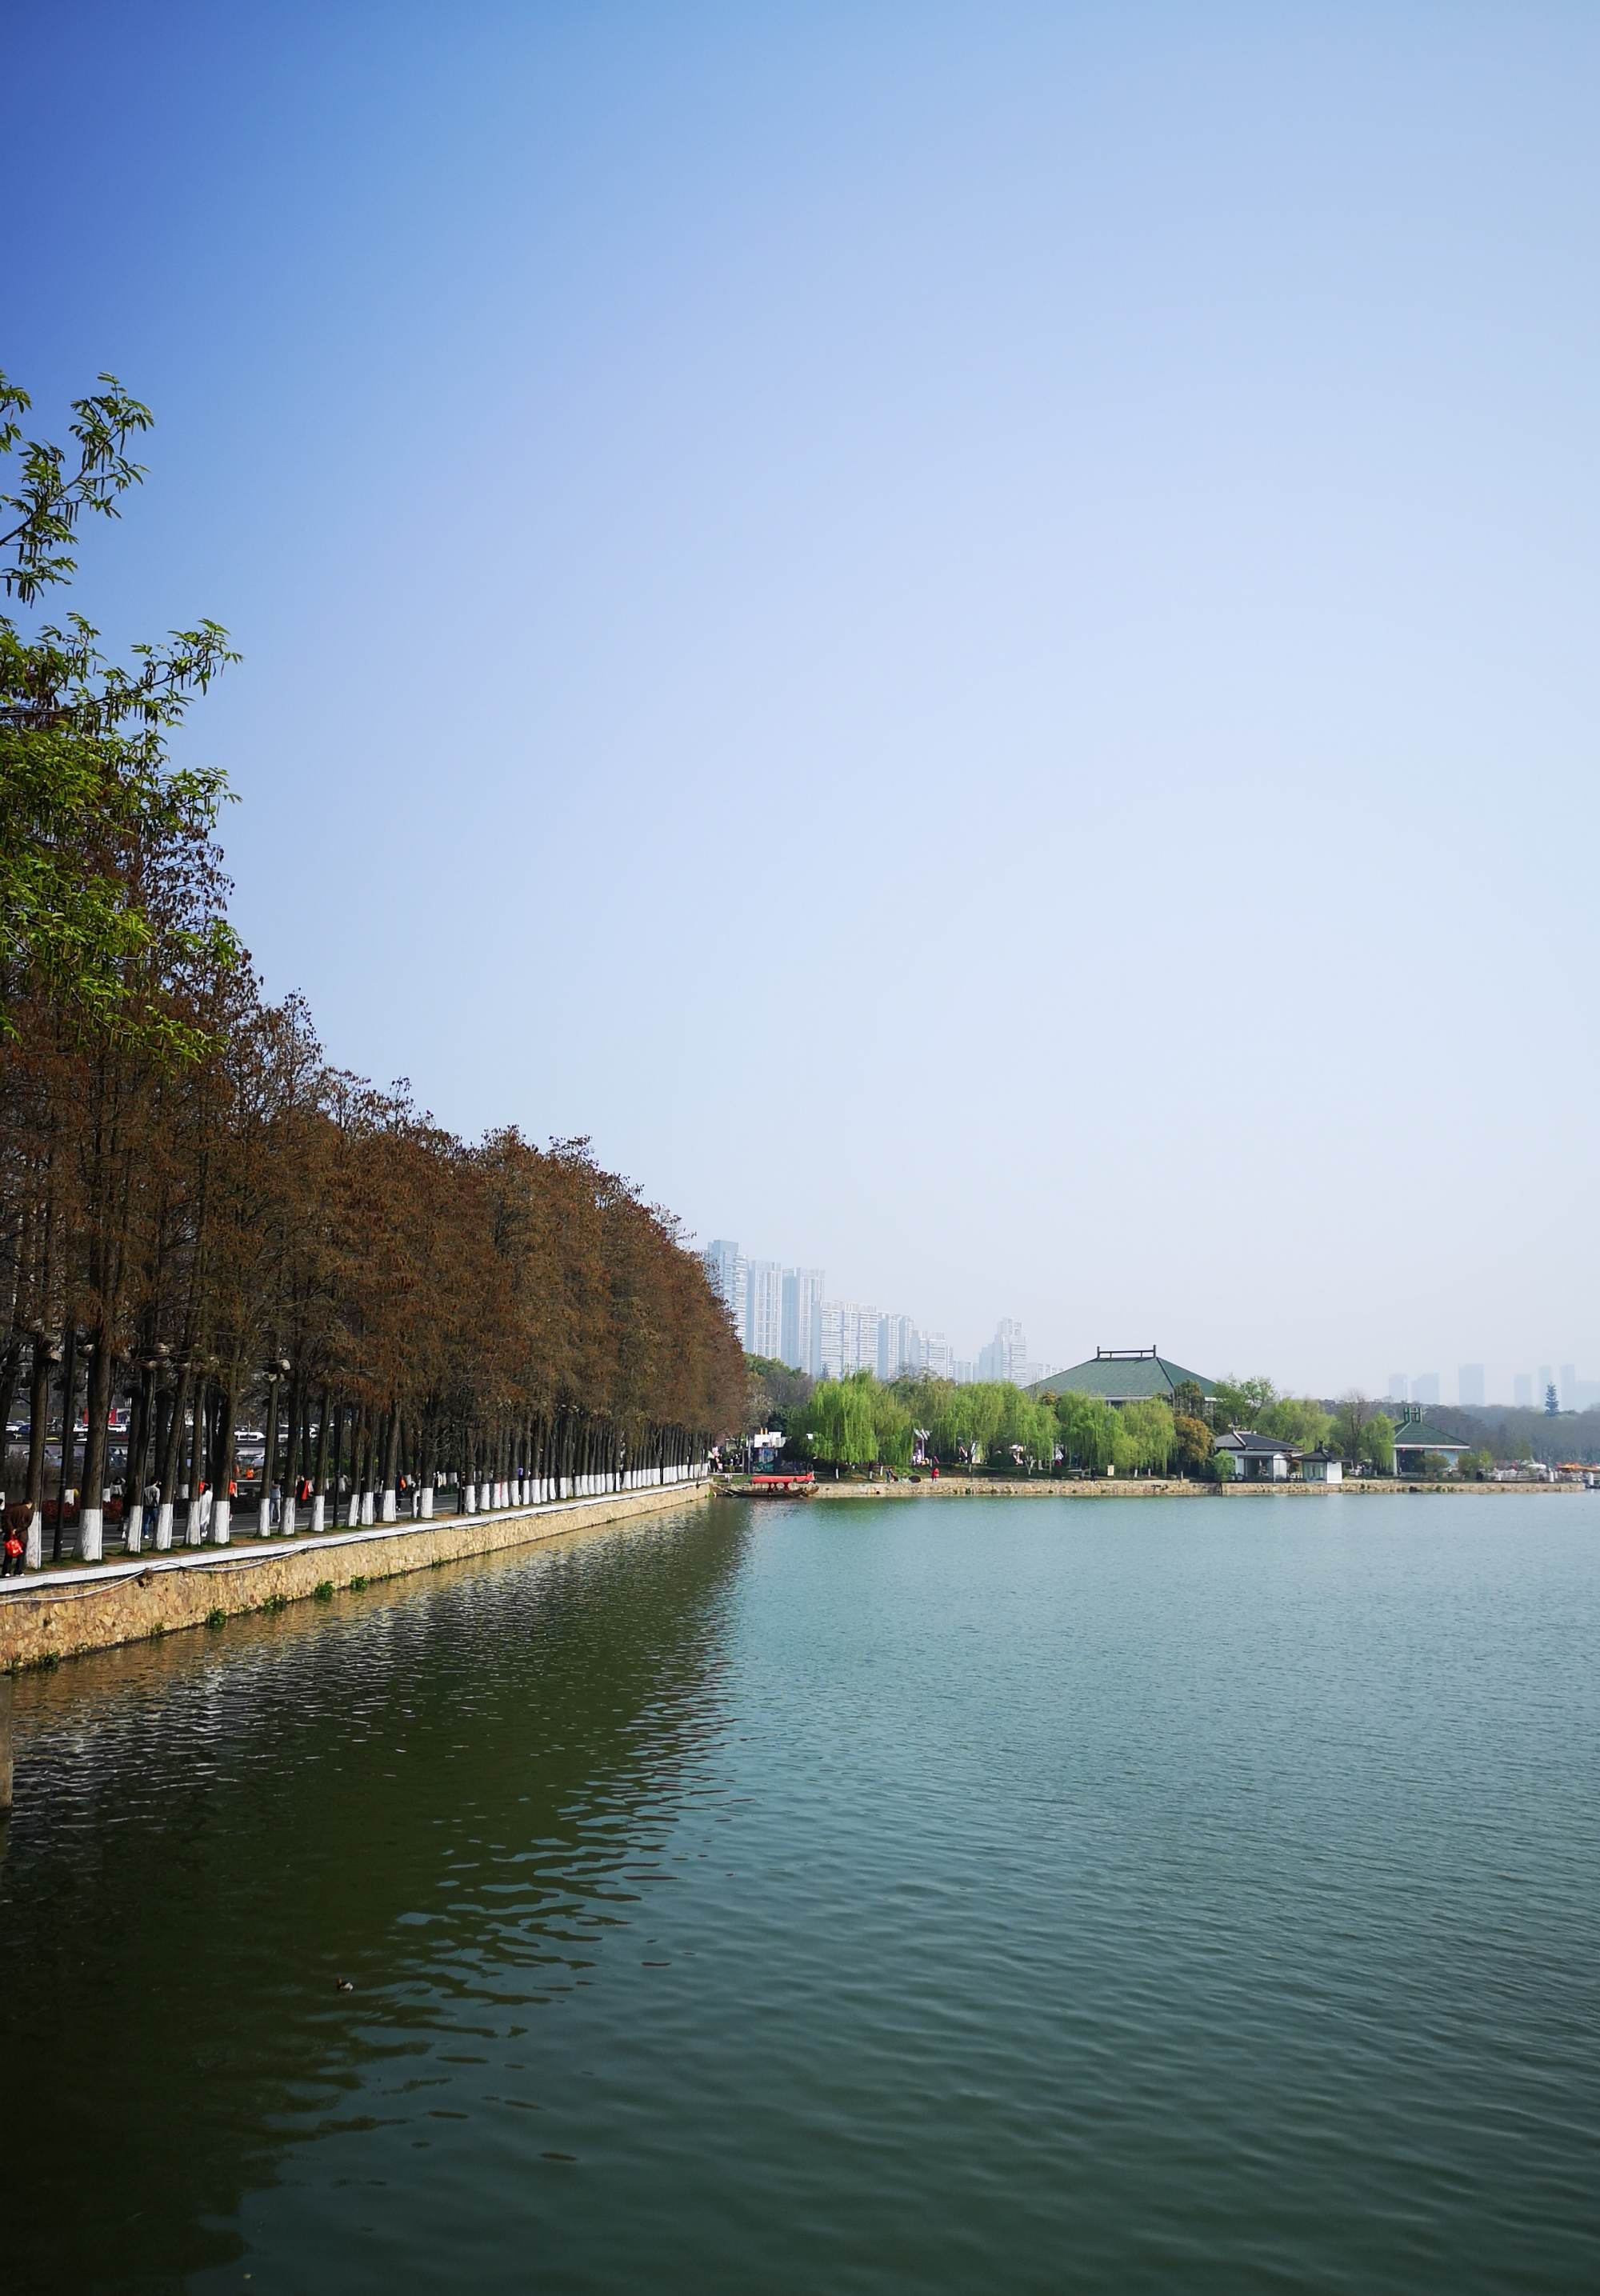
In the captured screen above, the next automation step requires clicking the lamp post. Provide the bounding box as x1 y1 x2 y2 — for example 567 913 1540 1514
125 1344 167 1554
154 1353 194 1550
51 1328 83 1565
185 1355 217 1546
258 1358 290 1534
23 1333 62 1570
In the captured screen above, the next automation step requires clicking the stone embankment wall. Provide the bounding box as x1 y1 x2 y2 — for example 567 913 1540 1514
0 1478 710 1673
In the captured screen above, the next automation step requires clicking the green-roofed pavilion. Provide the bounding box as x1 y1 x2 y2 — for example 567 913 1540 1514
1026 1348 1215 1404
1390 1410 1470 1466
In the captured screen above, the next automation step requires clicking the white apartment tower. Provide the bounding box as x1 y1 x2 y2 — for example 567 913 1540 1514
920 1332 953 1380
781 1268 825 1375
978 1318 1030 1384
702 1240 747 1336
820 1302 880 1378
745 1260 784 1358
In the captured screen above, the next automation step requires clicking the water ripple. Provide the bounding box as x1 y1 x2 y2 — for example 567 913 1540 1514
1 1495 1597 2294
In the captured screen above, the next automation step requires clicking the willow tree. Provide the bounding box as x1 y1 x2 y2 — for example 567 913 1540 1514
1055 1390 1116 1472
990 1386 1057 1471
870 1382 914 1469
1118 1398 1174 1475
802 1372 881 1468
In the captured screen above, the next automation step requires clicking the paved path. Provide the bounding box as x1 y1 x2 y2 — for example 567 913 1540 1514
0 1484 705 1602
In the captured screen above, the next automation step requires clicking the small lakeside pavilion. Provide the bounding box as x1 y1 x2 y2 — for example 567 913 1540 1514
1390 1408 1471 1477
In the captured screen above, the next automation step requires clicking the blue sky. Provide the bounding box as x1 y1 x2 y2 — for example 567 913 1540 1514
12 2 1600 1393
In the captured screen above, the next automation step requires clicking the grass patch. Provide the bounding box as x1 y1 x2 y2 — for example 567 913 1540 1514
348 1574 368 1592
313 1580 335 1602
262 1593 289 1614
205 1606 227 1630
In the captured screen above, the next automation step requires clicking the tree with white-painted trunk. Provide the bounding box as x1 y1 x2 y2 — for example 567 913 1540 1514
19 1334 56 1569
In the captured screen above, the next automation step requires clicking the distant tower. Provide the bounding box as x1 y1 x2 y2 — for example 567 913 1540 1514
745 1261 783 1358
978 1319 1029 1382
1386 1372 1409 1404
781 1269 825 1375
702 1241 747 1337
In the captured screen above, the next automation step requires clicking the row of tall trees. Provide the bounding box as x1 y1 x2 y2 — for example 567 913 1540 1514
0 372 744 1564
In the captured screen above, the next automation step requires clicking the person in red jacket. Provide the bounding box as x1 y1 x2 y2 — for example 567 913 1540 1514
2 1523 25 1576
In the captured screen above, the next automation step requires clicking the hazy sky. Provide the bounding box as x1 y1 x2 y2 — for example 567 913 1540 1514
13 2 1600 1394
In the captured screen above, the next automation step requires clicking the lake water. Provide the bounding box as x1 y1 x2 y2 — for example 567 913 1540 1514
3 1492 1598 2294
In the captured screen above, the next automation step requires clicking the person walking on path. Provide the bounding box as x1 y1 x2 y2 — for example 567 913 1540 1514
2 1522 25 1576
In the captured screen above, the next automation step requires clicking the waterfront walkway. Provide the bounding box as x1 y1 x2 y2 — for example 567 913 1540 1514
0 1474 711 1672
6 1476 708 1594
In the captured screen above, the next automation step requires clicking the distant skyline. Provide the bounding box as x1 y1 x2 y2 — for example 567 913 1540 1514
11 3 1600 1392
702 1234 1060 1389
717 1234 1588 1406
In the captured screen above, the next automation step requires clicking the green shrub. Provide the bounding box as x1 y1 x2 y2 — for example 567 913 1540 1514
348 1574 368 1592
313 1580 335 1602
262 1593 288 1614
205 1607 227 1630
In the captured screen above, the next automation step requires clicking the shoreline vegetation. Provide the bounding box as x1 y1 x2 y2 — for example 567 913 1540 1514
1 374 745 1572
797 1475 1576 1499
766 1366 1420 1481
744 1363 1574 1484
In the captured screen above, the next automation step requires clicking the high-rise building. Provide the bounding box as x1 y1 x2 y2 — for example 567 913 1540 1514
950 1359 976 1386
881 1314 921 1379
1514 1372 1534 1410
1458 1364 1486 1409
702 1240 746 1335
978 1318 1030 1383
821 1302 878 1378
781 1268 825 1376
745 1259 783 1358
920 1333 953 1381
1410 1372 1440 1409
1386 1372 1409 1403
